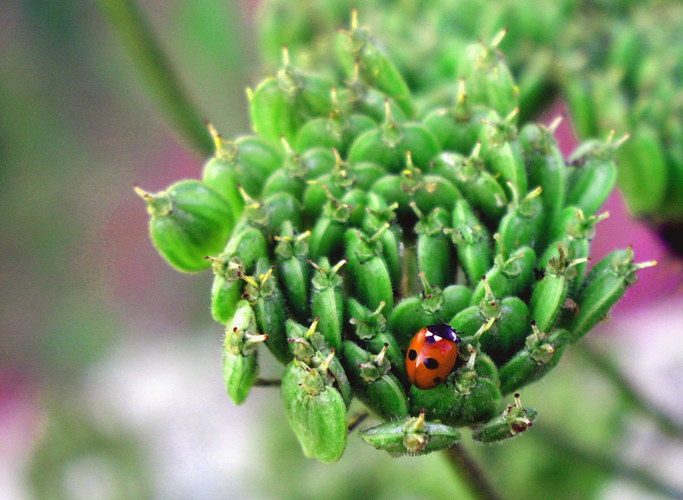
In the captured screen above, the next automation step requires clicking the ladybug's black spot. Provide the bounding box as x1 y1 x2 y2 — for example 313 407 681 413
408 349 418 361
423 358 439 370
433 376 442 384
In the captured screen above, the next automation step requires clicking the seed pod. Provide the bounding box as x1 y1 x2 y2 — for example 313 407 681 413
281 357 347 463
359 410 461 456
617 123 668 216
412 203 453 289
240 187 303 239
338 69 408 123
477 297 530 367
457 31 519 119
242 258 290 365
565 247 656 343
371 155 462 224
423 80 492 154
209 224 268 324
202 124 282 206
249 48 333 144
479 108 528 198
389 273 470 348
497 184 544 252
472 393 537 443
499 323 569 395
309 188 364 261
562 75 598 139
260 140 309 200
453 377 501 426
566 133 625 217
209 258 243 325
310 258 346 353
410 347 501 426
346 299 406 382
348 100 439 173
286 319 352 408
345 228 394 313
518 118 566 246
448 199 493 286
432 143 508 221
343 342 409 420
531 247 589 333
336 11 414 117
134 180 233 273
296 88 377 156
352 161 388 191
303 152 385 221
222 300 268 405
540 210 609 292
363 194 402 288
274 222 311 322
470 240 536 305
302 175 344 222
248 77 301 145
452 281 530 366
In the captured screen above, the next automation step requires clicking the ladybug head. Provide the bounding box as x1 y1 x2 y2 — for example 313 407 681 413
425 324 461 343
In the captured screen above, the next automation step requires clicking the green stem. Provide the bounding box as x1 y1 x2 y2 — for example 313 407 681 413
533 424 683 499
443 445 504 500
576 342 683 441
97 0 213 155
254 378 282 387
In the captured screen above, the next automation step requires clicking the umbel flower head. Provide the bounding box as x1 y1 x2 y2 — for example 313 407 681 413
137 14 655 462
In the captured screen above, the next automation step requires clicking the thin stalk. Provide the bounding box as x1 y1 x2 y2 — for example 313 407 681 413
533 424 683 499
576 342 683 441
97 0 213 155
443 445 504 500
254 378 282 387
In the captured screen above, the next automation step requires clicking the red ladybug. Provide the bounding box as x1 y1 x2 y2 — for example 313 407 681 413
406 324 461 390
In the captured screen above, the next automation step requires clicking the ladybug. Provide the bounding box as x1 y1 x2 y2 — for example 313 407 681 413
406 324 461 390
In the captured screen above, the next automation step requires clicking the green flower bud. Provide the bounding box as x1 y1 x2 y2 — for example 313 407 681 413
472 393 537 443
310 257 347 352
479 108 528 198
457 31 519 119
499 322 569 395
202 124 282 205
222 300 268 405
274 222 311 322
337 10 414 117
345 228 394 313
242 258 291 364
281 356 348 463
135 180 233 273
565 247 656 343
566 133 626 217
359 411 461 456
343 341 409 420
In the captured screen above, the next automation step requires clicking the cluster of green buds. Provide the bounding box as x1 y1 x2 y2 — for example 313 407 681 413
258 0 683 250
257 0 569 122
136 14 656 462
561 1 683 235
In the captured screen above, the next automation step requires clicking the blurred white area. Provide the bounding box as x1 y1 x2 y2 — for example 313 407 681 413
599 291 683 500
81 328 273 499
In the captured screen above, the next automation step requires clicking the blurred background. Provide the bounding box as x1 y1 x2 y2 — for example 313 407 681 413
1 1 681 499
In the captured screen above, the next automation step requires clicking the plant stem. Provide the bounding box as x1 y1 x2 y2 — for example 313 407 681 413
254 378 282 387
443 445 504 500
576 342 683 441
533 424 683 499
347 412 370 434
97 0 213 155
